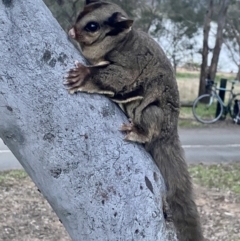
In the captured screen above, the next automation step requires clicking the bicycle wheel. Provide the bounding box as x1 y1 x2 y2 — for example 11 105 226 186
229 93 240 119
192 94 223 124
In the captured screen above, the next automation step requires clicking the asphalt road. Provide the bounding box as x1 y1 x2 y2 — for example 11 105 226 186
179 128 240 164
0 127 240 170
0 139 23 170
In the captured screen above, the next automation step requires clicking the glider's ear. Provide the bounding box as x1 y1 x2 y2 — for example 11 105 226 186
108 12 134 29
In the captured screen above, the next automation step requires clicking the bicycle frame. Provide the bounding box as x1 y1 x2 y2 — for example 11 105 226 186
192 80 240 123
210 83 236 110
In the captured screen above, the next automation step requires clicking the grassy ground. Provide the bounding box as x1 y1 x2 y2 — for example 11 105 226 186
0 170 71 241
0 165 240 241
176 71 236 82
1 164 239 195
0 170 27 184
189 163 240 195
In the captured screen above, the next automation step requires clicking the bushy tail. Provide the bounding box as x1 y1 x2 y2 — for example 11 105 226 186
147 136 204 241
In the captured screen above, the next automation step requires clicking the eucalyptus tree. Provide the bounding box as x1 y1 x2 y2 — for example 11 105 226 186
199 0 233 96
0 0 178 240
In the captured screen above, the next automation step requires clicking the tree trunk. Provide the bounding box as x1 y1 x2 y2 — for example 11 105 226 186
199 0 213 97
172 54 177 74
0 0 177 241
236 65 240 80
209 0 231 81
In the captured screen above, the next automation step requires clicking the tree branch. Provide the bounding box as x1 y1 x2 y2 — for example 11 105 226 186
224 39 239 66
0 0 177 240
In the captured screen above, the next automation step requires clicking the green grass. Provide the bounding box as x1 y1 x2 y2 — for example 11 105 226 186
0 170 28 184
193 100 219 120
178 119 202 128
215 74 235 82
180 106 193 116
176 72 235 82
178 107 202 128
176 72 199 79
180 98 223 125
1 165 240 197
189 163 240 194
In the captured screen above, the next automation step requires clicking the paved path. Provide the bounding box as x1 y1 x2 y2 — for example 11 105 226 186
0 127 240 170
0 139 22 170
179 128 240 164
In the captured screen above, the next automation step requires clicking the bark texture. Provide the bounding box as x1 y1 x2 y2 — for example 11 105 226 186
0 0 177 240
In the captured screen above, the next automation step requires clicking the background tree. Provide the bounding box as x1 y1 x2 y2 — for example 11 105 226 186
43 0 83 31
154 20 201 72
133 0 165 32
152 0 205 72
43 0 163 32
209 0 232 81
199 0 233 96
199 0 214 97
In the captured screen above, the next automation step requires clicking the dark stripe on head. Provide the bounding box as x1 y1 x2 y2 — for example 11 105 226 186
105 12 133 36
76 2 109 23
105 22 132 36
106 28 125 36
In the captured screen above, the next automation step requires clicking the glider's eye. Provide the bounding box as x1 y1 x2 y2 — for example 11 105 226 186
84 22 100 32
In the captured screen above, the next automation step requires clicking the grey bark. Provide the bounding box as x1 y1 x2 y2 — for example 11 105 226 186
0 0 178 241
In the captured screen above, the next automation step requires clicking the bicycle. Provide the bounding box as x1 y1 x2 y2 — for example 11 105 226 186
192 79 240 124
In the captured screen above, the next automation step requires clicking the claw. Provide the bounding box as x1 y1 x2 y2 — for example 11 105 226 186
68 89 75 92
74 60 80 65
124 131 148 144
119 119 134 132
119 123 133 132
64 60 91 91
67 76 82 84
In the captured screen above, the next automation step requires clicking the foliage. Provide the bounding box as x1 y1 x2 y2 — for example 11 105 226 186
149 0 206 70
224 1 240 79
164 0 205 38
43 0 84 31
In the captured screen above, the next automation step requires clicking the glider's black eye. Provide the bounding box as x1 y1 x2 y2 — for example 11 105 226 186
84 22 100 32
